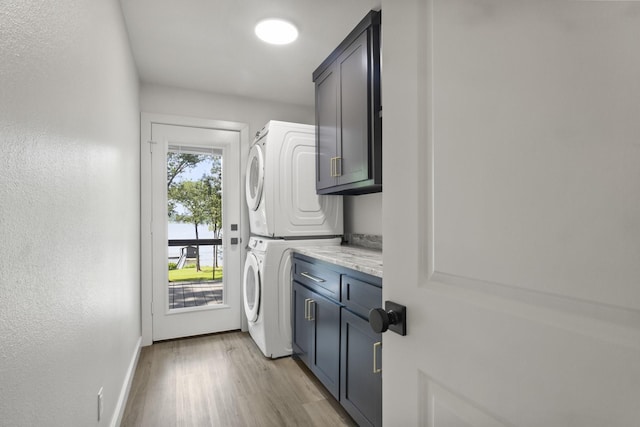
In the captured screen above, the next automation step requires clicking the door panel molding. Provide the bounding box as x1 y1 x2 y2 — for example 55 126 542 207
418 0 639 346
418 371 513 427
421 0 640 309
428 272 640 350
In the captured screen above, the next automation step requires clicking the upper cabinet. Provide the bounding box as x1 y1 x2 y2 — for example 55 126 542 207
313 10 382 195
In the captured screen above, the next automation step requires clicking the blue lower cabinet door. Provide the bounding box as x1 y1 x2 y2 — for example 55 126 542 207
292 282 313 366
310 291 341 399
340 308 382 427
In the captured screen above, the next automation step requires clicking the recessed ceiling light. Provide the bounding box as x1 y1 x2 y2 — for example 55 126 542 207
255 19 298 45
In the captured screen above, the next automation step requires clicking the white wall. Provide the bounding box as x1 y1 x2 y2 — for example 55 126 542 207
0 1 141 426
140 83 315 140
344 193 383 236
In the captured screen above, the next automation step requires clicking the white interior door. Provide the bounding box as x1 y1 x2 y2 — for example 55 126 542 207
382 1 640 426
141 114 248 342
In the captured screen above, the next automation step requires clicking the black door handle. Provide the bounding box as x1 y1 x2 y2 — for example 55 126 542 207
368 301 407 336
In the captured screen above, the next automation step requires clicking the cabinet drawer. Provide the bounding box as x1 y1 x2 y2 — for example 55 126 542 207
341 275 381 319
293 258 341 301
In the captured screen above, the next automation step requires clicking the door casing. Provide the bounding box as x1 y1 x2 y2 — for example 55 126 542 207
140 113 250 346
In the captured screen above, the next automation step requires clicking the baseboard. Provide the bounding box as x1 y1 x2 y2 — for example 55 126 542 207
110 336 142 427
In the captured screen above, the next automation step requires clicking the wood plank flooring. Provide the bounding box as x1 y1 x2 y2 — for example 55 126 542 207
121 331 357 427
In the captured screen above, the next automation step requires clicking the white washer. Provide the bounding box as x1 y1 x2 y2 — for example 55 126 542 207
243 236 341 358
246 120 343 238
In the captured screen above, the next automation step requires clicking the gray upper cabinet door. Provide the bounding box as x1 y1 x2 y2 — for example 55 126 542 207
315 66 339 191
337 31 370 187
313 10 382 195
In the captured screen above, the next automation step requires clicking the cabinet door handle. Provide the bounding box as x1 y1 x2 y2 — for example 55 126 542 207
329 156 342 177
373 341 382 374
304 298 315 321
308 300 315 321
300 272 325 283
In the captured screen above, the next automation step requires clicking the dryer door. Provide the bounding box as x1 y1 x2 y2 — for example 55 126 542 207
243 252 261 322
245 143 264 211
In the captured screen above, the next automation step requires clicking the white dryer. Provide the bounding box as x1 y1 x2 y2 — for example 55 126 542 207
243 236 341 358
245 120 343 238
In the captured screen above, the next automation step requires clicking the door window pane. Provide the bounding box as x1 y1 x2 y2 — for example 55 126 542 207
166 149 224 310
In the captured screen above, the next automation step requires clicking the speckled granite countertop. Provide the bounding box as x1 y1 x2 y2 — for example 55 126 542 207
293 245 383 278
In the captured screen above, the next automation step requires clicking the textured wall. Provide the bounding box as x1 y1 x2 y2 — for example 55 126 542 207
0 1 141 425
140 82 315 140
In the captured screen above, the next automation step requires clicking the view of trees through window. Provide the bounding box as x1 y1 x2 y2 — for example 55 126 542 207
166 151 223 287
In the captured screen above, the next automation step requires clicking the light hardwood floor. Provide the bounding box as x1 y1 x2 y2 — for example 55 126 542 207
121 331 357 427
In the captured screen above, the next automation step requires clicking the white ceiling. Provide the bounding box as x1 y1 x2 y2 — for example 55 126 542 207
120 0 381 107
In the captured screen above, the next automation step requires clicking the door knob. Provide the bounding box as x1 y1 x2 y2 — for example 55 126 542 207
368 301 407 336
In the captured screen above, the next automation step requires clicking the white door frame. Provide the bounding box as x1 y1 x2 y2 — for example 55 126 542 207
140 113 250 346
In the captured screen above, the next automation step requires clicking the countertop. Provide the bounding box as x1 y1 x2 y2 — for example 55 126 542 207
293 245 383 278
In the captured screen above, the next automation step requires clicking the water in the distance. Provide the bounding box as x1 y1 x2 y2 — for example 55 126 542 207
167 222 222 267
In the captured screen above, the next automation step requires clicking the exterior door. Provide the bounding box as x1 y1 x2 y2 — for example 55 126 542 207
141 114 248 343
382 1 640 426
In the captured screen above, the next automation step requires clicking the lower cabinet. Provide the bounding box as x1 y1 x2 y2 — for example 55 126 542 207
292 253 382 426
292 281 341 399
292 282 313 366
341 308 382 427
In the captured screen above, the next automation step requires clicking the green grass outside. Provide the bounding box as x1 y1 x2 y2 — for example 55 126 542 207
168 266 223 282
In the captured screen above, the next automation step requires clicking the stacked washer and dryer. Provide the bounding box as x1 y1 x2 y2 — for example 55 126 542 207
242 121 343 358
